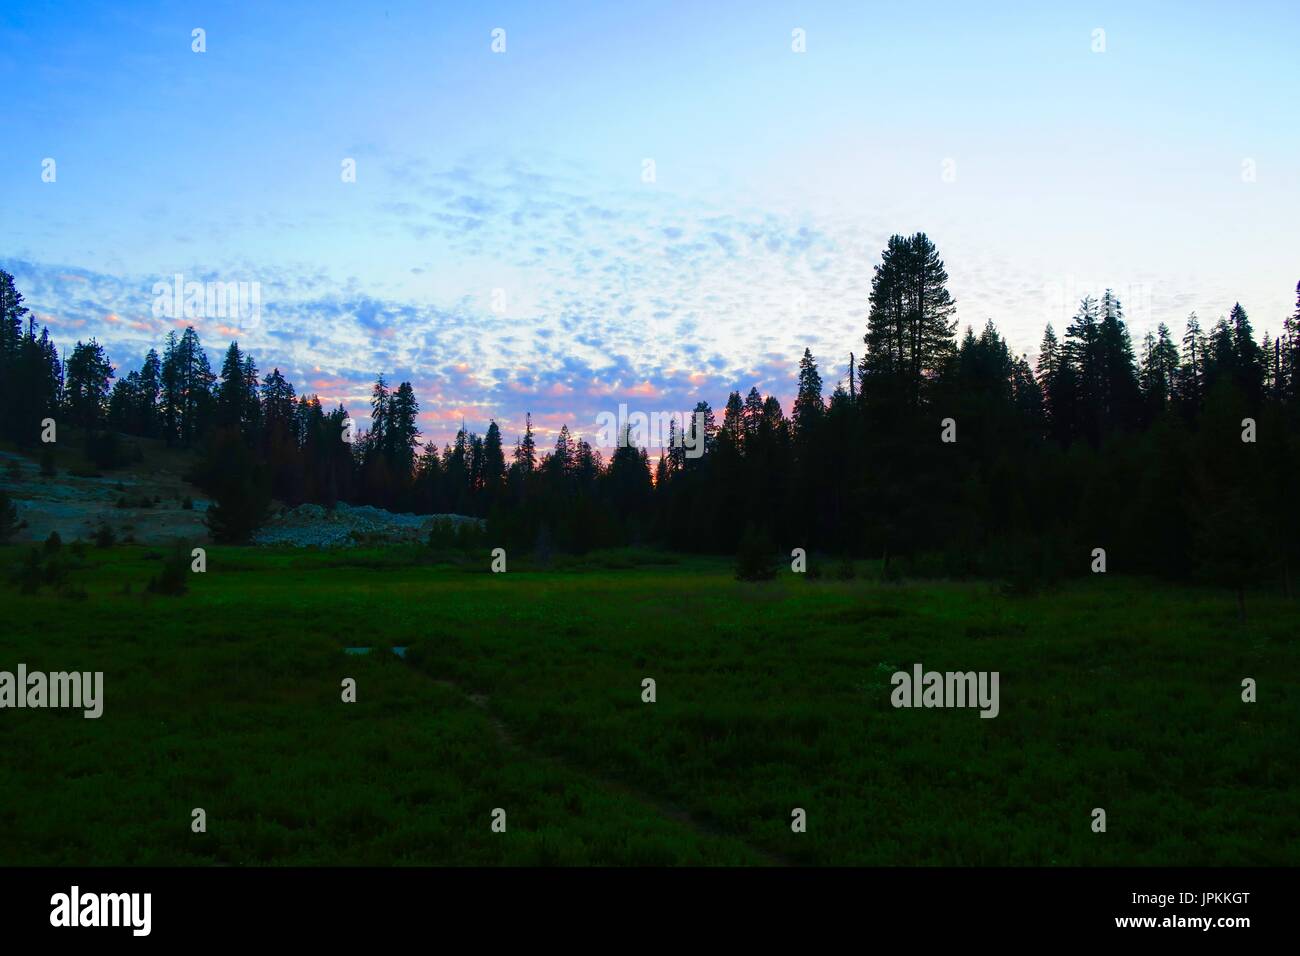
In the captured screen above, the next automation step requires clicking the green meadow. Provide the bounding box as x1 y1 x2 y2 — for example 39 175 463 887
0 544 1295 866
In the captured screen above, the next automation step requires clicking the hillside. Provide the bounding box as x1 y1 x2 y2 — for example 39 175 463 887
0 433 479 547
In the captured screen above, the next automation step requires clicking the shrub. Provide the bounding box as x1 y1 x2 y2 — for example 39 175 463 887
202 429 271 544
57 582 88 601
735 523 777 582
147 545 189 596
0 490 17 543
85 429 128 470
93 522 117 548
533 524 554 567
996 533 1067 598
9 546 71 595
427 517 482 551
10 548 44 594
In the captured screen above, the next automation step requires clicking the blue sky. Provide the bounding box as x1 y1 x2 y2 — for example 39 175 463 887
3 0 1297 448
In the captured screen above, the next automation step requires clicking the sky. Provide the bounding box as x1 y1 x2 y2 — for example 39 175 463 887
2 0 1298 451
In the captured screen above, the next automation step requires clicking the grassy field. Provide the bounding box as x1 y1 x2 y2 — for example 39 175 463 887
0 543 1295 866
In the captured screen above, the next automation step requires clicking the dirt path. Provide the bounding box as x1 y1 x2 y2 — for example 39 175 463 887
425 672 793 866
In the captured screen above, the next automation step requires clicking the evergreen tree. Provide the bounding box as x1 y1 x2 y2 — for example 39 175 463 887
260 368 298 443
367 374 390 462
721 391 744 448
108 372 142 432
63 339 114 428
1096 290 1142 433
159 331 182 443
385 381 420 477
1139 322 1181 413
0 270 30 363
241 354 262 438
742 387 765 443
202 428 271 544
215 342 249 430
513 412 537 474
469 432 485 491
689 400 716 461
861 232 957 407
1037 323 1076 443
160 327 214 446
1228 302 1265 406
138 348 162 437
792 347 825 439
547 424 575 483
1283 283 1300 406
483 421 506 488
1179 312 1206 411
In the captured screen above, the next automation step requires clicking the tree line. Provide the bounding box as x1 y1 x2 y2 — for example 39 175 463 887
1 243 1297 594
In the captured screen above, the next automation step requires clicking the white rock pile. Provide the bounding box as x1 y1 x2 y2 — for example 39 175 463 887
253 502 482 548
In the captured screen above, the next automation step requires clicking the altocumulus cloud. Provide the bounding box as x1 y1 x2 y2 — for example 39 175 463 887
7 155 1227 450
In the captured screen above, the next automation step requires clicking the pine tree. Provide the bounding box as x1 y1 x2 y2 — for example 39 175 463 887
1139 322 1180 412
138 348 162 437
1283 283 1300 406
721 391 744 448
385 381 420 477
861 232 957 406
513 413 537 474
0 270 30 363
1179 312 1206 410
1228 302 1265 405
742 387 765 444
689 400 716 460
1063 296 1101 441
215 342 249 430
469 432 485 491
203 428 271 544
63 340 114 428
183 327 215 444
1037 323 1076 442
161 326 214 446
160 331 183 443
548 424 574 482
792 347 825 439
108 372 141 432
367 374 390 463
260 368 298 443
483 421 506 487
415 440 445 512
1096 290 1142 432
241 354 262 438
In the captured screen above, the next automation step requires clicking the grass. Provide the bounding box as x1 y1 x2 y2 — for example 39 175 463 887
0 544 1295 865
